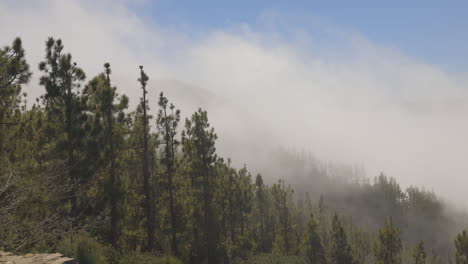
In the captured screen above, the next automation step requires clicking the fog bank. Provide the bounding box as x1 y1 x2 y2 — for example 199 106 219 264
1 0 468 207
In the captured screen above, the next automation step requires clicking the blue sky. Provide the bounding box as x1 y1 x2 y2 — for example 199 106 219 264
135 0 468 72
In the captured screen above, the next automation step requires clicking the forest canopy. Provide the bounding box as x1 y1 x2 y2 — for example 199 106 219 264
1 37 468 264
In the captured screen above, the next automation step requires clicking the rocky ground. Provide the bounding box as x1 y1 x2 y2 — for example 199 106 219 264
0 252 74 264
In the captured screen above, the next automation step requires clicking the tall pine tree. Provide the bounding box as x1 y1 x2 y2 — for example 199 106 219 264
413 240 426 264
157 92 181 255
38 37 86 220
455 230 468 264
182 108 218 264
373 217 402 264
84 63 129 248
303 213 326 264
0 37 31 173
329 214 354 264
137 65 156 251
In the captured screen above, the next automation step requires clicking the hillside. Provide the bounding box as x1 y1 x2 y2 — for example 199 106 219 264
1 36 468 264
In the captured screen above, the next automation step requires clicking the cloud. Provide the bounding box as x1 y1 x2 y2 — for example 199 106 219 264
1 0 468 207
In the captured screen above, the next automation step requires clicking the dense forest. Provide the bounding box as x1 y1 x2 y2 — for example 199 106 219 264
1 37 468 264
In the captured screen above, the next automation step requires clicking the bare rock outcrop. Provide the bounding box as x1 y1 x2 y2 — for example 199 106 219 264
0 251 75 264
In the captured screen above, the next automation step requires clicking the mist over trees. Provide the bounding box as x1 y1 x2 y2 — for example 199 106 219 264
1 37 468 264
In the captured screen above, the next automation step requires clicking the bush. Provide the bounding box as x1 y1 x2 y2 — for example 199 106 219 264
57 233 106 264
240 253 307 264
56 233 182 264
76 240 105 264
118 252 182 264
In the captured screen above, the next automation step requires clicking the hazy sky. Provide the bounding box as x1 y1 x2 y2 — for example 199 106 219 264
1 0 468 207
139 0 468 72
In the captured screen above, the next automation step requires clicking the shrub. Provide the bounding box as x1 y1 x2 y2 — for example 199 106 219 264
57 233 106 264
241 253 307 264
118 252 182 264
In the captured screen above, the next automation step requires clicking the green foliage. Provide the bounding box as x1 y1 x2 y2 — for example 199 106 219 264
182 108 219 263
413 240 426 264
156 92 181 255
57 233 106 264
0 37 32 205
271 179 296 255
242 253 307 264
83 63 128 248
0 37 31 89
348 225 371 264
302 213 326 264
328 214 354 264
138 65 156 251
0 37 31 121
1 36 466 264
118 253 182 264
77 242 104 264
38 37 88 220
373 217 402 264
455 230 468 264
56 233 183 264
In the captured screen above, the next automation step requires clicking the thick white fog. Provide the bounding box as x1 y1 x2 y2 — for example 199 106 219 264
1 0 468 207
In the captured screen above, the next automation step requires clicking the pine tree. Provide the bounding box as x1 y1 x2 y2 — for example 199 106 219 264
84 63 129 248
0 37 31 90
318 195 326 216
182 108 218 264
329 214 354 264
218 159 237 244
271 179 293 254
455 230 468 264
237 166 253 237
255 174 266 252
137 65 156 251
413 240 426 264
156 92 181 255
373 217 402 264
0 37 31 173
0 37 31 124
303 213 326 264
38 37 86 220
121 103 149 251
349 225 371 264
317 194 329 248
